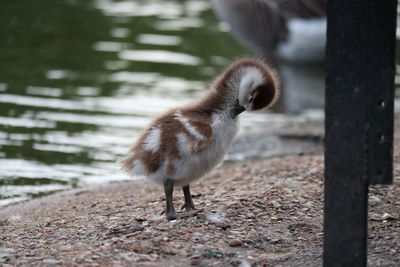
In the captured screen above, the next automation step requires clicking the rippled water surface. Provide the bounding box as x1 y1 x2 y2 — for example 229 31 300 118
0 0 399 207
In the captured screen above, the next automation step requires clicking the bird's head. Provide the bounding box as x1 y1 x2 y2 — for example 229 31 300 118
237 60 280 111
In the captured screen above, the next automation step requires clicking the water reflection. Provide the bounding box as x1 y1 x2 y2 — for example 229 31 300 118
0 83 8 91
46 70 70 80
154 18 205 30
0 116 56 129
26 86 63 97
111 28 130 38
119 50 202 65
137 34 182 46
93 41 128 52
95 0 183 17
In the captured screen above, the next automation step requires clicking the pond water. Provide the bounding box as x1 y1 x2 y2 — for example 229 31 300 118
0 0 398 207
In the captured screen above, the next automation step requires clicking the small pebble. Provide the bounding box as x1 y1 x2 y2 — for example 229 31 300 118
368 195 382 206
382 213 396 220
229 239 243 247
189 254 201 259
216 223 230 230
269 238 280 244
42 259 59 265
370 214 382 221
191 259 203 266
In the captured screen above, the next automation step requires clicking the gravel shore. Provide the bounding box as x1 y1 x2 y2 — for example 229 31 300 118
0 119 399 266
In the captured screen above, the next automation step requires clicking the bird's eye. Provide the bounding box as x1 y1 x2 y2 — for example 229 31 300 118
248 95 253 102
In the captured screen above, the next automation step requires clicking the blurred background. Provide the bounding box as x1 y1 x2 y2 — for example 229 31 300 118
0 0 398 207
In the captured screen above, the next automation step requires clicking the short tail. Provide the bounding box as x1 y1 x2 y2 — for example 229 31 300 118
119 153 135 174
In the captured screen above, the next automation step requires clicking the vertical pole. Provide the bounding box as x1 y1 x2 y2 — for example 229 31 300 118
324 0 396 266
365 1 397 185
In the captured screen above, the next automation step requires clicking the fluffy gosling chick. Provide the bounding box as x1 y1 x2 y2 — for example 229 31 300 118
122 59 280 220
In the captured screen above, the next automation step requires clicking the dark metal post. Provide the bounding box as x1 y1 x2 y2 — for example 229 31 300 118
324 0 396 266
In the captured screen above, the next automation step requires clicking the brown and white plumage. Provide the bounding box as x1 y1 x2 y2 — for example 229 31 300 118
212 0 326 62
122 59 280 219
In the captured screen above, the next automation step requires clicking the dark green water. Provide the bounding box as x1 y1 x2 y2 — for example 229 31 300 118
0 0 397 207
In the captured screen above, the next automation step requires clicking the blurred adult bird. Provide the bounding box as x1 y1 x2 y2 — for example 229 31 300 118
122 59 280 220
212 0 326 63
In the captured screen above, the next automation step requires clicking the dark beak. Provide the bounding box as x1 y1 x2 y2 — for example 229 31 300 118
233 100 246 116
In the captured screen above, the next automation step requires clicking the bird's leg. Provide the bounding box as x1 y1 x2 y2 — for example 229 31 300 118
182 185 196 211
163 178 177 220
